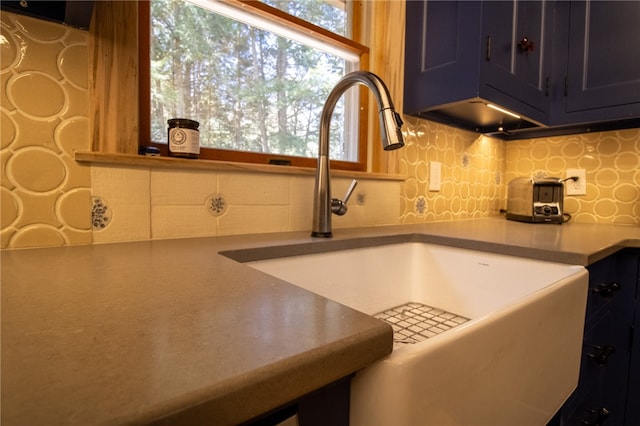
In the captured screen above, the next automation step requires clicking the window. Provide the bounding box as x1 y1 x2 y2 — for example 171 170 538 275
139 0 369 170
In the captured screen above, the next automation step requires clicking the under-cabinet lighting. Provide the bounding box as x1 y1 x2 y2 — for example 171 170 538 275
185 0 361 63
486 103 521 119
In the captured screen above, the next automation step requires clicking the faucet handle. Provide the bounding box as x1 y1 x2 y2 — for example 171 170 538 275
342 179 358 204
332 179 358 216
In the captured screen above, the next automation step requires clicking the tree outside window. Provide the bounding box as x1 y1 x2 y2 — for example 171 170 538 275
147 0 364 164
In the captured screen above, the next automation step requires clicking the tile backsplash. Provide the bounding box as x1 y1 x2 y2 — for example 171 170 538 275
1 12 92 248
1 12 638 249
399 117 505 223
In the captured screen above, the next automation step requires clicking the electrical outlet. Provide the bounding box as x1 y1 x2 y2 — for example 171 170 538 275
565 168 587 195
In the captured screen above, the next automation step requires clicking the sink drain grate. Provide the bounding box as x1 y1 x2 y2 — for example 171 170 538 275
374 302 470 347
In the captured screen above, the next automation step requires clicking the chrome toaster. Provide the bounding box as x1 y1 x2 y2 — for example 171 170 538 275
506 177 564 224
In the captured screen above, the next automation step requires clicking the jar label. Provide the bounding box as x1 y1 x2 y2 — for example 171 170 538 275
169 128 200 155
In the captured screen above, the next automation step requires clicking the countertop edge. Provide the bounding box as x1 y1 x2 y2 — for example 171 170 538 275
149 325 393 425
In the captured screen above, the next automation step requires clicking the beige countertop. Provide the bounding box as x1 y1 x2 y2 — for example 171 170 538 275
2 217 639 425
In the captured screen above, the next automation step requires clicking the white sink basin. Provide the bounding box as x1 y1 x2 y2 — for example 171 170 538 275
248 242 588 426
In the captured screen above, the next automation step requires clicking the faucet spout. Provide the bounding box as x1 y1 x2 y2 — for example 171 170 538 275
311 71 405 238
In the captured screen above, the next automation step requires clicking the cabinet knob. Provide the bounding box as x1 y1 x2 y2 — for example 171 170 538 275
582 407 610 425
587 344 615 365
518 37 535 52
591 282 620 297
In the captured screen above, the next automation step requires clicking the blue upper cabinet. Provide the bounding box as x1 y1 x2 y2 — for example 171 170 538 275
404 0 554 136
551 1 640 125
404 1 483 117
404 0 640 139
0 1 94 30
481 1 554 122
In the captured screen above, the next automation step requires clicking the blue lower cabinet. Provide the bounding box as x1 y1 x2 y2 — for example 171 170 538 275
626 281 640 424
243 376 351 426
556 249 640 425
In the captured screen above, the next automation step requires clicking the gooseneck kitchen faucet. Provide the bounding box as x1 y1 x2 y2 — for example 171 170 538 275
311 71 405 237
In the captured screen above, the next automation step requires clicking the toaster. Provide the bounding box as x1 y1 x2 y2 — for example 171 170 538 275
506 177 564 224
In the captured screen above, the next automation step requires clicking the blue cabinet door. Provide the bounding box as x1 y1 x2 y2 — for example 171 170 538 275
552 1 640 124
481 0 554 123
625 250 640 425
403 0 482 115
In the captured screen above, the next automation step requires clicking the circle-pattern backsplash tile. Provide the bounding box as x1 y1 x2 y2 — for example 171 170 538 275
8 72 68 118
1 186 21 229
58 189 92 230
1 12 92 248
616 152 639 171
55 116 90 155
1 110 17 149
58 44 89 89
12 14 67 42
7 147 67 193
1 26 18 69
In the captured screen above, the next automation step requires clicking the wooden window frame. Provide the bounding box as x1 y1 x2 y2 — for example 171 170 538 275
137 0 370 171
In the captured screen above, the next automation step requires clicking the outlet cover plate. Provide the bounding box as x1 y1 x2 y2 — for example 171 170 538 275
566 169 586 195
429 161 441 191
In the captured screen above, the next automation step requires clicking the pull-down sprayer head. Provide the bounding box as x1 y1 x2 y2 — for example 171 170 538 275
379 107 405 151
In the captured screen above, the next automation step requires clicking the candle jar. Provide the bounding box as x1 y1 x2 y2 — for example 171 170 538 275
167 118 200 159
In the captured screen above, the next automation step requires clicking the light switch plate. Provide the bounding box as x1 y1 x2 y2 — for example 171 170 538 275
565 169 586 195
429 161 441 191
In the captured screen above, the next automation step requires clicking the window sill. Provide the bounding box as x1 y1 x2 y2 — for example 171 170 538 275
75 151 406 181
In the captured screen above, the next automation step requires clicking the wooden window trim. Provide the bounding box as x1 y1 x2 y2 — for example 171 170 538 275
138 0 370 171
89 1 140 154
